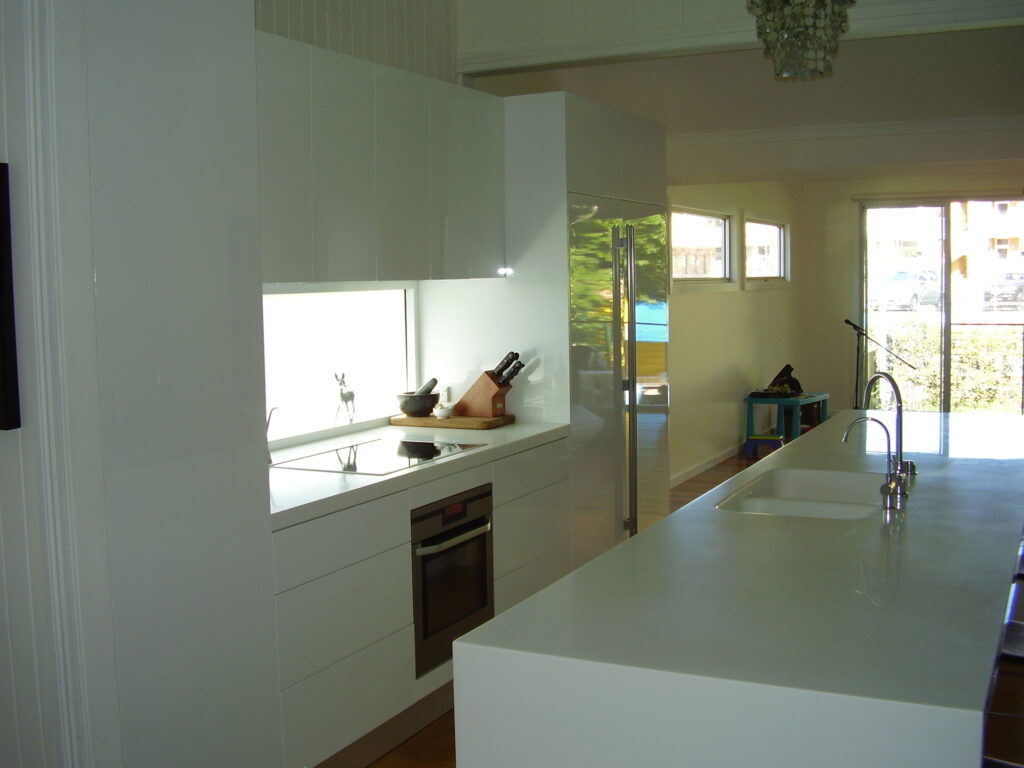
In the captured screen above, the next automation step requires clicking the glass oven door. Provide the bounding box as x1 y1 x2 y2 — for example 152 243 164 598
412 485 494 677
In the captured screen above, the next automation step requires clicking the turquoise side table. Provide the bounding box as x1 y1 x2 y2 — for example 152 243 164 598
744 392 829 452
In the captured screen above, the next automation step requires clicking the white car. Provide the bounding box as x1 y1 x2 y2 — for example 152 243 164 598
869 270 941 311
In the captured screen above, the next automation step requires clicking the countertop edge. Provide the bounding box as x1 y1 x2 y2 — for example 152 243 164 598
269 422 570 531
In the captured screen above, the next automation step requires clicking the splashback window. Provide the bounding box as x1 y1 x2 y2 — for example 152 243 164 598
263 287 411 442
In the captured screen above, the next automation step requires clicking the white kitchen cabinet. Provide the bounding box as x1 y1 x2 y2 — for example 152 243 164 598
565 92 666 205
280 626 416 768
271 490 409 594
492 439 571 607
256 33 314 283
491 439 569 507
495 544 572 614
408 464 492 509
269 437 573 766
276 543 412 690
311 47 377 281
429 80 505 279
375 64 431 281
493 478 570 581
256 32 505 283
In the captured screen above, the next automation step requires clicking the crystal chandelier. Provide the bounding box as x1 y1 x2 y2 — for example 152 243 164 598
747 0 856 79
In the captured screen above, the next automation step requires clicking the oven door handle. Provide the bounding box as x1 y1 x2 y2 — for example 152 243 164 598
414 521 491 557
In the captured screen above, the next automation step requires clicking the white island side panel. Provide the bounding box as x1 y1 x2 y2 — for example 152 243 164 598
454 643 981 768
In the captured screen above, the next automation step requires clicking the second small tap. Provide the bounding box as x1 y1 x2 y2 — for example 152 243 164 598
842 416 902 512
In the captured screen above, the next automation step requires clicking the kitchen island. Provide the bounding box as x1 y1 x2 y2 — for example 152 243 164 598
454 410 1024 768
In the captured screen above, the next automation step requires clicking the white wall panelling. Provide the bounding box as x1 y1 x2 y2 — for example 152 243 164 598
457 0 1024 73
256 0 458 82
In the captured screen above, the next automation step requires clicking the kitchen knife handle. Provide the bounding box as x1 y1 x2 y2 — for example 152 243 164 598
493 351 519 377
498 360 524 386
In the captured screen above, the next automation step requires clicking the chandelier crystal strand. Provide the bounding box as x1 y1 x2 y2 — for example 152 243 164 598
748 0 856 79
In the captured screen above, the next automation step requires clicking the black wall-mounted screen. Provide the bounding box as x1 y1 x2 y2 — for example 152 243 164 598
0 163 21 430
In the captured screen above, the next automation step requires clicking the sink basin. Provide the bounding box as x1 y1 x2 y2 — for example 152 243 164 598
716 468 884 520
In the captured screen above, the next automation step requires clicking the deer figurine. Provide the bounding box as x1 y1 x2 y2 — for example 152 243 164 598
335 373 356 423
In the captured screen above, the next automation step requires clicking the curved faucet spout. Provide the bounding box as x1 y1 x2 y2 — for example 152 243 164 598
842 416 899 511
842 416 892 470
862 372 904 478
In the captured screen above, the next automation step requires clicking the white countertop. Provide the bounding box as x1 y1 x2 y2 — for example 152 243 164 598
269 421 569 530
458 409 1024 713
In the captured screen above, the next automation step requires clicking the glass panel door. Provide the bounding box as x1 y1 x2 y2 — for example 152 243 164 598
948 200 1024 414
864 200 1024 414
864 206 945 411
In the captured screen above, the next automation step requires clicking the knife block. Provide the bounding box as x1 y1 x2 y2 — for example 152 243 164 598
453 371 511 418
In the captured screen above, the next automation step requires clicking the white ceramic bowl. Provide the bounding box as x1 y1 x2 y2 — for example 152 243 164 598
433 405 454 419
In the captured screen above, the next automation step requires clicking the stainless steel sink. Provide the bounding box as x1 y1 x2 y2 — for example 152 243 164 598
716 468 884 520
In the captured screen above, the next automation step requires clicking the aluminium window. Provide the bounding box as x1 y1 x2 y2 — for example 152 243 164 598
744 220 786 280
263 287 412 442
671 209 731 281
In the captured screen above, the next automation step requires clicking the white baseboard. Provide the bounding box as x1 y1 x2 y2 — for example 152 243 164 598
670 443 745 489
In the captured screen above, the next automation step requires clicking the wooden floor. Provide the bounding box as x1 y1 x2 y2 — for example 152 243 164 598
366 710 455 768
366 453 758 768
669 452 758 511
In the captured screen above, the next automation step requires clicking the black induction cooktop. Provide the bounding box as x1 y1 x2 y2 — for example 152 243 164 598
272 438 483 476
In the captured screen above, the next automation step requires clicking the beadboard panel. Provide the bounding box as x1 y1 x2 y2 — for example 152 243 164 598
255 0 458 83
457 0 1024 74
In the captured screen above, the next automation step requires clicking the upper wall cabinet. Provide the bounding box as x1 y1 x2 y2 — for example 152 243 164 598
311 48 377 282
375 65 432 281
429 81 505 279
256 32 505 284
257 33 314 283
564 93 665 206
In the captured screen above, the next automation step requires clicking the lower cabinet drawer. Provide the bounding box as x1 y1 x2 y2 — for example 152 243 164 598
276 544 412 690
494 545 571 614
280 626 416 768
492 438 569 507
493 478 570 580
272 490 410 593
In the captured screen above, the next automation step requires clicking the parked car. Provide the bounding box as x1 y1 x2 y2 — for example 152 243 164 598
983 271 1024 310
869 269 941 311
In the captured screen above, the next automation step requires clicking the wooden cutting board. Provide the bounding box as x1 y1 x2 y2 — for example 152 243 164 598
389 414 515 430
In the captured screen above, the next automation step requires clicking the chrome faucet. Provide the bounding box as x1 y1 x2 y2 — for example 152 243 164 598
842 416 900 512
266 407 278 465
861 372 916 486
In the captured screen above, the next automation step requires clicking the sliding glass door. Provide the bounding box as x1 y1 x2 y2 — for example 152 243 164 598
863 199 1024 414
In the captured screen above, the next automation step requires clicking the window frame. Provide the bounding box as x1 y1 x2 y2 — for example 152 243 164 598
742 215 790 288
669 205 739 293
262 280 419 450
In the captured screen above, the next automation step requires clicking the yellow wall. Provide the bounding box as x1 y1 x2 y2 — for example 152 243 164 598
668 181 802 481
669 161 1024 484
793 162 1024 416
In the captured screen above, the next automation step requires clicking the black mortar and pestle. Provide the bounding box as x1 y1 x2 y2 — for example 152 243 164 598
397 378 439 417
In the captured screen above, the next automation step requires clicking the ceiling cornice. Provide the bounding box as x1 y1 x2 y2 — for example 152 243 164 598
458 0 1024 75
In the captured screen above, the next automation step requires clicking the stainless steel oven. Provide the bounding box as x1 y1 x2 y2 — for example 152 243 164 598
411 483 494 677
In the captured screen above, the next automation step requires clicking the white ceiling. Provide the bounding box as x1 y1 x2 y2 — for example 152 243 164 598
468 27 1024 136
